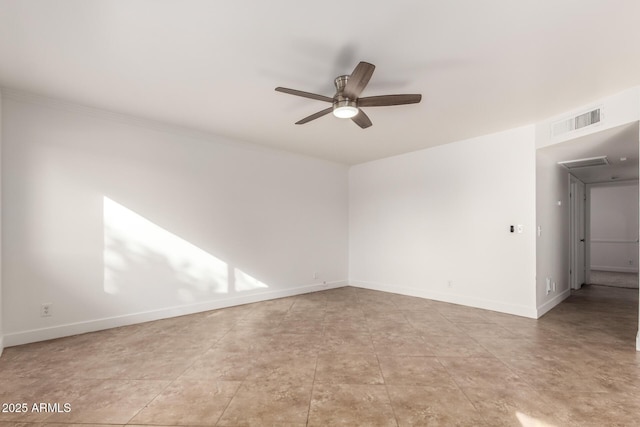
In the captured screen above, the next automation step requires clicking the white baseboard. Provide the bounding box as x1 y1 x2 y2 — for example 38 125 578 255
591 266 639 273
536 289 571 318
3 280 347 348
0 336 4 358
637 331 640 352
350 280 538 318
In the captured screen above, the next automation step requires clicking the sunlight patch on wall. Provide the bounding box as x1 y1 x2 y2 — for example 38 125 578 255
234 268 269 292
103 196 229 299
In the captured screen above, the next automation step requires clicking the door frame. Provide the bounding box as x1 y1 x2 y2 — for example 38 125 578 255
569 175 587 290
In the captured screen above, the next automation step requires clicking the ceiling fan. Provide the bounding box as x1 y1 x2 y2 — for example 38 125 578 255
275 61 421 129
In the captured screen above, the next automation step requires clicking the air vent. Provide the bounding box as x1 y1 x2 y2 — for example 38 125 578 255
558 156 609 169
552 107 602 137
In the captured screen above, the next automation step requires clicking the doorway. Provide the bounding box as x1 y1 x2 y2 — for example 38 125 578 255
586 181 639 289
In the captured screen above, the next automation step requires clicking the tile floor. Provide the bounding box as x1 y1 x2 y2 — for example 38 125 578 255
0 285 639 426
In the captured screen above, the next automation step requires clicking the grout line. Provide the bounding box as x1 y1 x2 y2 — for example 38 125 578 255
212 315 247 426
305 295 325 426
305 353 320 427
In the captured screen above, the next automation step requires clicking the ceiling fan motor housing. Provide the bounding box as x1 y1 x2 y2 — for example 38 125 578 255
333 75 358 117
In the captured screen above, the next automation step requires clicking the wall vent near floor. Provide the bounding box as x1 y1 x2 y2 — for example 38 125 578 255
552 107 602 137
558 155 609 169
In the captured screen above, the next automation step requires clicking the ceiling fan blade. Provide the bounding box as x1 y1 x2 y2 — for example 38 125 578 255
343 62 375 99
351 109 372 129
275 87 333 103
358 94 422 107
295 107 333 125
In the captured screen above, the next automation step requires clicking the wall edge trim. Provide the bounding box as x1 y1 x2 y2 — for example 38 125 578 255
536 289 571 318
3 280 347 347
349 280 537 318
590 266 639 273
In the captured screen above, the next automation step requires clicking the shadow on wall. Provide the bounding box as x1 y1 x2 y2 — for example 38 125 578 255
103 196 268 303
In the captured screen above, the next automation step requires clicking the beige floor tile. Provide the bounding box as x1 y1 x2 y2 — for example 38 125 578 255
425 335 493 357
408 318 466 337
323 309 366 322
386 295 434 310
315 353 384 384
213 330 273 353
378 356 457 387
545 390 640 427
320 331 375 354
402 310 451 324
0 377 101 422
439 356 527 389
246 351 317 384
42 379 169 424
179 349 256 381
366 319 418 336
462 386 571 427
364 310 407 323
275 319 324 334
322 319 370 334
264 332 321 353
129 379 240 425
40 424 122 427
0 347 84 380
434 304 493 323
387 385 489 426
455 321 519 339
71 350 196 380
502 355 610 392
308 384 397 426
216 382 312 426
372 332 433 356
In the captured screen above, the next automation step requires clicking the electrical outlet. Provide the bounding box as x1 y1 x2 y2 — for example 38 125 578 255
41 303 52 317
552 282 556 292
545 278 551 295
312 272 317 279
447 280 453 288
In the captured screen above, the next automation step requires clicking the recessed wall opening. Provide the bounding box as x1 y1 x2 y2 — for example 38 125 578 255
536 120 639 350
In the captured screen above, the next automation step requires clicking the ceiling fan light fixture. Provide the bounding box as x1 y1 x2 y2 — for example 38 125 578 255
333 98 358 118
333 105 359 119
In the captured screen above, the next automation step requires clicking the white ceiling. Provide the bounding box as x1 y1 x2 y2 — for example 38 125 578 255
1 1 640 164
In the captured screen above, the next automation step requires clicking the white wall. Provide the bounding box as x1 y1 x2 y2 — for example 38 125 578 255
2 92 349 346
589 182 639 272
349 126 537 317
535 148 571 315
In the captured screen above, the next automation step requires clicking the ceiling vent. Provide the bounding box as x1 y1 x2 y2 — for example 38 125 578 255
558 156 609 169
552 107 602 137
